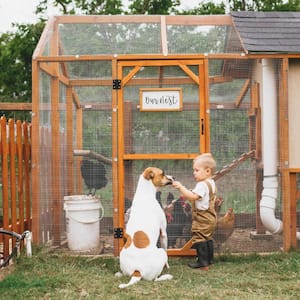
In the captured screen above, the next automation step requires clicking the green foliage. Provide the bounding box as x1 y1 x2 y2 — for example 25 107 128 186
128 0 180 14
180 1 226 15
36 0 124 15
0 22 44 120
228 0 300 11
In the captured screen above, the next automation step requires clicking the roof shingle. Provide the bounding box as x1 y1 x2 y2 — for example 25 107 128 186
231 11 300 53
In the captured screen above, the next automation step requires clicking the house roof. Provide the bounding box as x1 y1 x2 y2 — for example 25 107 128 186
231 11 300 53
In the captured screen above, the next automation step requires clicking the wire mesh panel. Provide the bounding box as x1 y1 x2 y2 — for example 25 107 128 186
80 110 113 241
59 22 162 55
208 58 283 253
123 159 193 249
122 64 201 155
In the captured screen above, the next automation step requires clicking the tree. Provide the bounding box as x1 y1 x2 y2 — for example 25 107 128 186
180 1 225 15
228 0 300 11
36 0 124 15
128 0 180 14
0 22 44 120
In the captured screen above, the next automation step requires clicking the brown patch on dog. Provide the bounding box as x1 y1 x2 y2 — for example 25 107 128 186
133 230 150 248
131 270 141 277
124 233 132 249
143 167 173 187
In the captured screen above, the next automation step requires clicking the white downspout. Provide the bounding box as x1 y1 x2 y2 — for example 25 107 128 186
259 58 283 235
260 59 300 240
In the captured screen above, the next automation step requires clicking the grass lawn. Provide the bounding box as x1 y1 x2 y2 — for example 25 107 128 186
0 248 300 299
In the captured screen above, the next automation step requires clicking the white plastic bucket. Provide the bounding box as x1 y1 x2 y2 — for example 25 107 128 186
63 195 104 251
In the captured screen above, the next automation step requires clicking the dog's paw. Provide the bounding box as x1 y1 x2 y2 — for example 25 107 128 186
119 283 128 289
115 271 123 277
155 274 173 281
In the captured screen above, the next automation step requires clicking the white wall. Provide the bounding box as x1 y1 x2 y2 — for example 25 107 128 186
288 60 300 168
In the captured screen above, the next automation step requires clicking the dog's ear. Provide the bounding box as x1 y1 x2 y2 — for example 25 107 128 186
143 167 154 180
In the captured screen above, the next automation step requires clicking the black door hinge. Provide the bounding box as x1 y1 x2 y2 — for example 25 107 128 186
114 227 123 238
112 79 121 89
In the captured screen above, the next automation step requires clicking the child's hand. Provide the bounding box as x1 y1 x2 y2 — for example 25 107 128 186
172 181 183 189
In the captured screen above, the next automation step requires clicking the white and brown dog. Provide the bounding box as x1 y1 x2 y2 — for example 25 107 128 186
116 167 174 289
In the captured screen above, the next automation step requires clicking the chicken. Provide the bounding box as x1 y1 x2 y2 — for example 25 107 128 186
213 208 235 246
80 159 107 195
165 193 192 248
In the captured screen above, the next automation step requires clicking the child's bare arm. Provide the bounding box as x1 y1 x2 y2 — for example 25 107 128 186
172 181 200 201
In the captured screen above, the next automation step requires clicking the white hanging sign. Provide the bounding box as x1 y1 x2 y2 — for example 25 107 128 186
139 88 182 111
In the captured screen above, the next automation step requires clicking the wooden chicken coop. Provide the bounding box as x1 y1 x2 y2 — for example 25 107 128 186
31 12 300 256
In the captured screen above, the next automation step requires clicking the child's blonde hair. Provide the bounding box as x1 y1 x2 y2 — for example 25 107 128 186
193 153 216 174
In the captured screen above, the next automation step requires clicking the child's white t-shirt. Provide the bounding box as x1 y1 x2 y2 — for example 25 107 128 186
192 178 216 210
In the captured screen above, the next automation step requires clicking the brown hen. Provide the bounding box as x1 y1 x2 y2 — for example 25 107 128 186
213 208 235 246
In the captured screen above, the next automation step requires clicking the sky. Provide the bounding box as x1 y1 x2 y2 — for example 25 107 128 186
0 0 204 34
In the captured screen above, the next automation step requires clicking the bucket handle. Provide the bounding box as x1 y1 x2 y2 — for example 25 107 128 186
67 201 104 224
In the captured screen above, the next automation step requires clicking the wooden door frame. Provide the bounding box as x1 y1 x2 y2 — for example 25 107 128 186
114 58 210 256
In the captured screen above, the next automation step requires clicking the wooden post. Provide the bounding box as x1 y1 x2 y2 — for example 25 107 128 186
0 116 9 257
66 86 74 195
279 58 294 251
51 75 62 246
31 60 41 243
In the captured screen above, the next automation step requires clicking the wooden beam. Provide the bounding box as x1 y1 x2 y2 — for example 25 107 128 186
235 79 250 108
33 16 56 59
0 103 32 110
31 60 41 244
66 86 74 195
160 15 168 56
111 58 119 256
73 149 112 165
279 58 295 251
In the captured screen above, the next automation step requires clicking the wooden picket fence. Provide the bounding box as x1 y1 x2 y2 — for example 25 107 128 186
0 116 31 260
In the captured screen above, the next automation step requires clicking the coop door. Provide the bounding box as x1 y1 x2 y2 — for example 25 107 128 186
116 59 209 255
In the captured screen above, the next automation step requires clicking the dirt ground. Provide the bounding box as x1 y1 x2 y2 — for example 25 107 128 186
215 228 284 253
85 228 285 255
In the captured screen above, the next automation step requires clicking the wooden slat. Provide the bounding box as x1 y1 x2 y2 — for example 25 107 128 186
122 66 142 86
33 16 56 59
68 74 230 87
8 119 17 238
235 79 250 107
75 108 83 195
160 16 168 56
178 64 199 84
202 59 210 151
16 121 24 233
66 86 74 195
279 58 295 251
24 122 31 227
0 116 10 258
166 14 232 26
123 153 198 160
51 76 62 245
116 62 125 255
56 15 162 25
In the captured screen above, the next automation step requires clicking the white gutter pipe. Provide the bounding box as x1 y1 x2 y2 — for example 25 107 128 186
260 59 300 240
259 58 283 235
